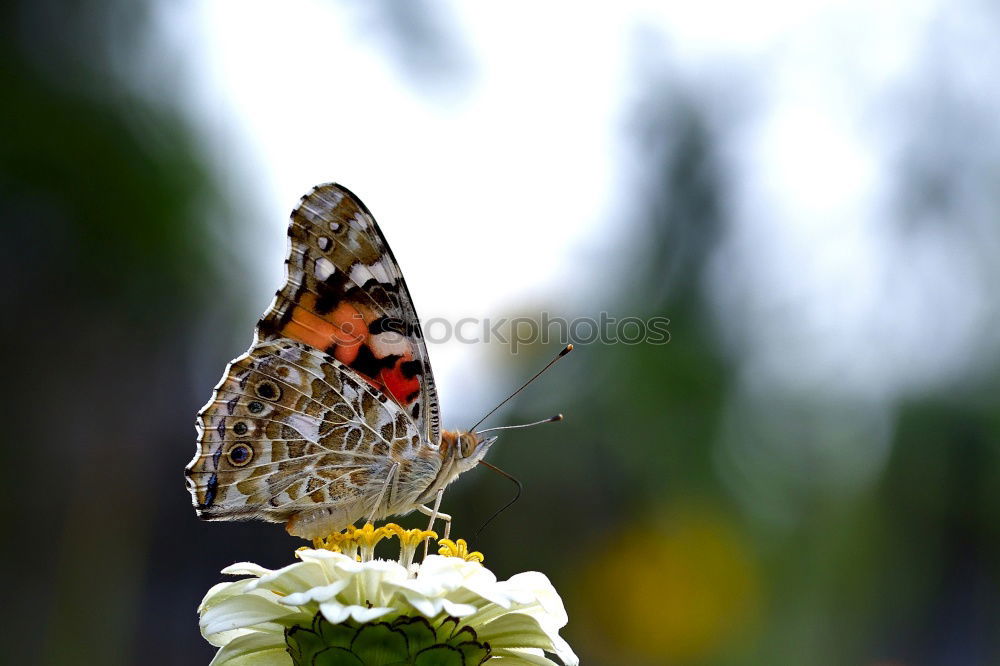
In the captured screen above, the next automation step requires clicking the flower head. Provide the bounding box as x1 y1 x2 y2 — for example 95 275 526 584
199 524 577 665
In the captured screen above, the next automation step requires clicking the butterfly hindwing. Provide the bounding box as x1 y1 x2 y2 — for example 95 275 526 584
185 339 440 536
255 184 441 444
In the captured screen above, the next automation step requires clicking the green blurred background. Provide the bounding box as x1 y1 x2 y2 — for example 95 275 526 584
3 1 998 664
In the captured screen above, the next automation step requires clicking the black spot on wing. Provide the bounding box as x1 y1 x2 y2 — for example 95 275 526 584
370 316 421 337
199 446 225 509
400 360 423 378
368 316 393 335
200 473 218 509
349 345 400 379
314 270 353 315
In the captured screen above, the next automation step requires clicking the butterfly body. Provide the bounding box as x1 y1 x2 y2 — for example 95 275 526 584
185 184 495 539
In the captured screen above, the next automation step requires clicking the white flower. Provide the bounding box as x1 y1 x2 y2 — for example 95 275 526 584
198 529 578 666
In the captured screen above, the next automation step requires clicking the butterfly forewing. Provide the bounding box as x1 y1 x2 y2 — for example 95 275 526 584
255 184 440 443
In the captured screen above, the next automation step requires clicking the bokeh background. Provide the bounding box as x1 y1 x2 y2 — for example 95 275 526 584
4 1 999 664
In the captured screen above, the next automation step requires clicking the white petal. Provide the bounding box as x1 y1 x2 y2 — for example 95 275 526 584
479 612 579 666
208 630 289 665
199 579 258 613
249 561 327 596
489 647 560 665
547 634 580 666
346 605 395 623
455 603 510 630
325 554 367 574
440 599 477 617
318 600 351 624
413 557 466 588
388 571 460 602
355 560 410 605
279 579 350 606
504 572 568 626
418 555 489 582
456 579 514 610
401 593 443 618
475 612 554 651
417 556 513 609
296 549 355 568
363 558 409 575
200 595 297 644
221 562 273 578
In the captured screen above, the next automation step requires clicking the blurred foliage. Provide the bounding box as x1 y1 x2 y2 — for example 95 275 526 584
1 1 247 664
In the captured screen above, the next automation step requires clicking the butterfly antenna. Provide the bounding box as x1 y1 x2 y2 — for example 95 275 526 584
476 413 563 435
474 460 523 538
468 344 574 432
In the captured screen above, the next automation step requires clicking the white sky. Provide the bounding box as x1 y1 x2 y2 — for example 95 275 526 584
161 0 997 438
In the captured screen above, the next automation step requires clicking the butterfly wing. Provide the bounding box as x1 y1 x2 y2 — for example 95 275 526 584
185 340 442 537
255 183 441 444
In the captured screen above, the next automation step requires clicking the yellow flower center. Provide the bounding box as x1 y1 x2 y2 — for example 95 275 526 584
304 524 483 565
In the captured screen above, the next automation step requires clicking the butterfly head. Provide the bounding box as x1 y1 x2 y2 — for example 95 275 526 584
441 430 498 472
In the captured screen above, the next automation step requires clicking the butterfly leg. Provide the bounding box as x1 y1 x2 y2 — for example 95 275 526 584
418 490 452 557
365 462 399 526
417 502 453 536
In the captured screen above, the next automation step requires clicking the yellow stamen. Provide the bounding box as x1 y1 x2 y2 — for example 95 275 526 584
391 525 438 569
437 538 485 563
397 526 438 549
348 523 393 561
303 524 484 567
309 532 351 553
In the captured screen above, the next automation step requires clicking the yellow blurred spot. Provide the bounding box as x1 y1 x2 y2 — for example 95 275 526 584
578 508 760 662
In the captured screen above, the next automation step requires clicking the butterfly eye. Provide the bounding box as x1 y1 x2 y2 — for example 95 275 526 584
247 401 264 414
255 380 282 401
226 443 254 467
232 421 248 436
460 435 476 458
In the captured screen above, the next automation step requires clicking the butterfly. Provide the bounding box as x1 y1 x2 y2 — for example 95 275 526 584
184 184 498 539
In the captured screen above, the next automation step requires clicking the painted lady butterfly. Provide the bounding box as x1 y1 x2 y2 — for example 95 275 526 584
185 184 497 539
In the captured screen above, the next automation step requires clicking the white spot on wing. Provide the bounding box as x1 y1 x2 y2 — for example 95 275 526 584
348 261 392 286
286 413 322 442
315 257 335 280
370 263 392 283
370 332 410 356
348 263 370 286
318 236 331 251
349 213 367 231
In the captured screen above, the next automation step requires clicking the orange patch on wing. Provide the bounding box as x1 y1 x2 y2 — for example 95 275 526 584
282 318 334 351
380 356 421 405
280 294 367 363
323 302 366 364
